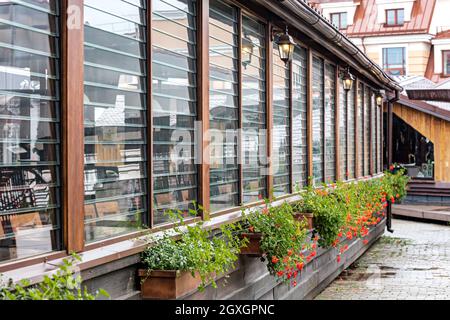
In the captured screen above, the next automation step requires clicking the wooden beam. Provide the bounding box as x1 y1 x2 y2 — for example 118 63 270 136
61 0 85 253
197 0 211 219
307 49 313 185
266 23 274 198
147 0 154 227
335 65 341 181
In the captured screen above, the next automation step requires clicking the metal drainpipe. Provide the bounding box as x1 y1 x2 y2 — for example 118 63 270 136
386 90 400 233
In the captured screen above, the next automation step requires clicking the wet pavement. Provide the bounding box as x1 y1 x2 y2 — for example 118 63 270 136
315 218 450 300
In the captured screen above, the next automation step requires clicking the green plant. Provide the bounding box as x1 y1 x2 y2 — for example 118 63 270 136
141 203 247 291
243 200 311 287
0 254 109 300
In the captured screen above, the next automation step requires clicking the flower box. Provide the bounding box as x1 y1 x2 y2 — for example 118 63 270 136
138 270 202 300
293 212 314 230
240 232 264 256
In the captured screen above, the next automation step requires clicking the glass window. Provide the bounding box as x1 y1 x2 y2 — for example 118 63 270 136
330 12 348 29
325 63 336 184
347 84 356 180
83 0 148 241
0 0 61 263
339 78 348 181
444 51 450 76
377 106 382 173
272 43 291 196
364 86 371 176
292 46 308 188
209 0 239 212
152 0 198 223
357 82 364 178
383 47 406 76
386 9 404 26
242 15 267 203
312 57 324 186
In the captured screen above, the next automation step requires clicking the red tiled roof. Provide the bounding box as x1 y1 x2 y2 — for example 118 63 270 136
313 0 436 37
434 30 450 39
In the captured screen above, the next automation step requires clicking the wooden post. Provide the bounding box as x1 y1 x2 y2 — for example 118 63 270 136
307 50 313 185
335 65 341 181
354 79 360 179
61 0 85 253
197 0 211 219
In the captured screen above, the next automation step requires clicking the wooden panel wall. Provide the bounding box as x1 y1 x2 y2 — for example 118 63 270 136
393 103 450 183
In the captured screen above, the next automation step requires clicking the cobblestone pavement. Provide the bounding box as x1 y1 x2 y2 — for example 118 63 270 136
315 218 450 300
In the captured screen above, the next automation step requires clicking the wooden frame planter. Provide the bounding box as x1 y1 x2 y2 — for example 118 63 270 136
293 212 314 230
138 270 201 300
240 233 264 257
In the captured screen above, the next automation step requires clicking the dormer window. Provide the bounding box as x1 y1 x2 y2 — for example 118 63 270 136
386 8 404 26
444 51 450 77
330 12 348 29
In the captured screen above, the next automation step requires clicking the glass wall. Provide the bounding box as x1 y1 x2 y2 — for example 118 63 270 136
209 0 239 212
325 63 336 183
152 0 198 223
241 15 267 203
272 44 291 196
347 84 356 179
83 0 148 241
339 80 347 180
312 57 324 185
292 46 308 188
0 0 61 262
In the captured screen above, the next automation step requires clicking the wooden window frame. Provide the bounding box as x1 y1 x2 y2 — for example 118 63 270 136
383 47 406 76
385 8 405 27
0 0 390 272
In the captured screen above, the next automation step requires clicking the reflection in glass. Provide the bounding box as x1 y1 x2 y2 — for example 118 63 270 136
209 0 239 211
312 57 324 186
83 0 148 242
292 46 308 188
153 0 198 222
242 15 267 203
0 0 61 263
273 43 291 196
325 63 336 183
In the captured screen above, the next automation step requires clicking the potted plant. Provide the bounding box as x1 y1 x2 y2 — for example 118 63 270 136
241 200 311 287
139 205 247 299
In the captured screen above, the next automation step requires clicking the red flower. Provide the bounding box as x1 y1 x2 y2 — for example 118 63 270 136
258 194 264 200
346 231 353 240
390 165 395 171
287 249 293 256
272 256 279 264
337 255 341 263
310 251 317 258
297 263 304 271
293 281 298 287
363 240 369 245
277 271 284 277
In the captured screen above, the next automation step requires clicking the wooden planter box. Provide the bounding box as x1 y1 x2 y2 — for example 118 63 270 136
293 212 314 230
138 270 201 300
240 233 264 257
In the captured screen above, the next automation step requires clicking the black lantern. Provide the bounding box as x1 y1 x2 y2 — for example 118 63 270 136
242 34 254 69
342 67 355 91
276 26 295 65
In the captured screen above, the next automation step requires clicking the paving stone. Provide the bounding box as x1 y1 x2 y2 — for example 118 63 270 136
315 219 450 300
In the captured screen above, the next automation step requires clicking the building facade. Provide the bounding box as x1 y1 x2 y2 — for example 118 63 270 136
0 0 399 298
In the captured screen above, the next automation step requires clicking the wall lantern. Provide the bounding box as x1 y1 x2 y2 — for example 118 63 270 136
242 34 254 69
342 67 355 92
276 26 295 65
376 92 384 106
